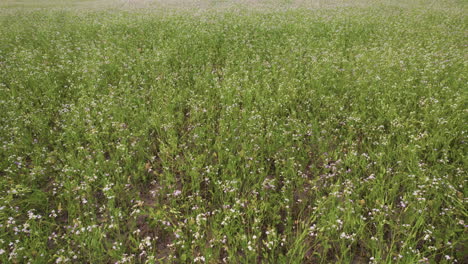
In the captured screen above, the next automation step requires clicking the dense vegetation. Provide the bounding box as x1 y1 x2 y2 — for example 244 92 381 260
0 1 466 263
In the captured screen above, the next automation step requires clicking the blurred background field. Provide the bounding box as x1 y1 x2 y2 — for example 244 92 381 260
1 0 465 10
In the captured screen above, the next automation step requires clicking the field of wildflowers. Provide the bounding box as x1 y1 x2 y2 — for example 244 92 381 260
0 0 466 263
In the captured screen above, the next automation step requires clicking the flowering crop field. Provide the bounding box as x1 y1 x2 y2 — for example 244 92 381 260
0 0 466 263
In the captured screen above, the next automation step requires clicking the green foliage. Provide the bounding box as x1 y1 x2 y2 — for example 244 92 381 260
0 1 466 263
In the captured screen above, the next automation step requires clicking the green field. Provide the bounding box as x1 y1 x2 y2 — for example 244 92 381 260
0 0 466 263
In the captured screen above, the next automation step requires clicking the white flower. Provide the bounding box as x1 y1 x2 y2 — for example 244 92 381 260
194 256 205 262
